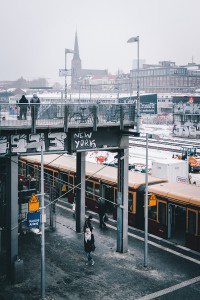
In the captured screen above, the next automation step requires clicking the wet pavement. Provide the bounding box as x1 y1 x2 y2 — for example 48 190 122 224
1 201 200 300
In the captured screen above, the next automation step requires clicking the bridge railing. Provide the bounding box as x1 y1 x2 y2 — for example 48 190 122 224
0 103 135 131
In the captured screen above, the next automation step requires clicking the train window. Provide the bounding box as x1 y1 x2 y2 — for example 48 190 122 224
44 169 53 186
27 164 35 178
104 185 114 213
53 172 59 187
61 172 68 190
86 180 94 200
69 175 74 190
198 212 200 236
158 201 166 225
149 206 157 221
187 209 197 235
114 188 117 204
18 161 23 176
19 161 26 177
34 165 39 181
94 183 100 201
128 193 133 212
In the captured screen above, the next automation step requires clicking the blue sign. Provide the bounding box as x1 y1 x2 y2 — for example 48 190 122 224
27 211 40 227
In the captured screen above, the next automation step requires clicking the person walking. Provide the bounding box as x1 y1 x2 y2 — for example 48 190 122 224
84 215 94 232
30 93 40 120
72 200 76 219
98 198 107 229
84 227 95 266
18 95 29 120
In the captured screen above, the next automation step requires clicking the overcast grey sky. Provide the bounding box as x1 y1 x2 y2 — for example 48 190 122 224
1 0 200 84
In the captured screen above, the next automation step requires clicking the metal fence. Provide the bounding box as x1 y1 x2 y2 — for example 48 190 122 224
0 103 135 131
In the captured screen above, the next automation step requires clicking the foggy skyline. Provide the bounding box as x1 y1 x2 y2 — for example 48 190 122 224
1 0 200 84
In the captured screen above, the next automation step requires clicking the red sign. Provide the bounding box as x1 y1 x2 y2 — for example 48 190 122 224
189 97 194 103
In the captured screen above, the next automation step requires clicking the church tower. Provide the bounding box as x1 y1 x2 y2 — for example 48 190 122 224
71 31 82 90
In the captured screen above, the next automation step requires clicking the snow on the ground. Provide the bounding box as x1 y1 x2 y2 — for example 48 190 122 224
85 124 200 185
140 123 173 138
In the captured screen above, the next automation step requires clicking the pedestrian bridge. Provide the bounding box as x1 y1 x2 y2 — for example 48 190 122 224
0 102 135 156
0 102 135 131
0 102 134 281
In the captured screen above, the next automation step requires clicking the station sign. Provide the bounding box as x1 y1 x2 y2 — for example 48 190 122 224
28 194 40 212
27 211 40 227
149 193 157 206
59 69 71 76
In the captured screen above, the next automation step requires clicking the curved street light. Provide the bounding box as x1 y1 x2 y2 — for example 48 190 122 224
127 36 140 134
65 48 74 102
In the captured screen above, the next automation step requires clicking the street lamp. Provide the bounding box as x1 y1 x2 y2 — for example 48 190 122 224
144 133 149 268
127 36 140 134
26 141 45 299
65 48 74 102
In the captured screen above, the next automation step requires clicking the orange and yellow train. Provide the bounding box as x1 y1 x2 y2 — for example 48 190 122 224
19 154 200 252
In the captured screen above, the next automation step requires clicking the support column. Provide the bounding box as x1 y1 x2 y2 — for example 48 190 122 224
76 152 86 233
116 148 129 253
7 156 19 281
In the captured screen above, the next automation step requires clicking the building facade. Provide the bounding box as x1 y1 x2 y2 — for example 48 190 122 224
130 61 200 94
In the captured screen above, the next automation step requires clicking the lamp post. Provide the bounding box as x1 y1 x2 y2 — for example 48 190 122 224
25 141 45 299
65 48 74 102
127 36 140 133
144 133 148 268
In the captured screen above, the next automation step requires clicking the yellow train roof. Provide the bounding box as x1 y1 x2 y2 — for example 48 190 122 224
20 154 166 189
148 182 200 205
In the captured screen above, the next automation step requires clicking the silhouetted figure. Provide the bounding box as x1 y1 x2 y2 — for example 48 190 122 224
84 227 95 266
18 95 29 120
30 94 40 120
84 215 94 232
98 198 107 229
18 178 24 191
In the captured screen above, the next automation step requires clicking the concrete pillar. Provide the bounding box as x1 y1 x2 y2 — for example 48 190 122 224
116 148 129 253
7 156 19 281
76 152 86 233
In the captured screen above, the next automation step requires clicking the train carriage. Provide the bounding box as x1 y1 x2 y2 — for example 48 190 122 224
148 182 200 251
18 154 200 252
18 154 166 224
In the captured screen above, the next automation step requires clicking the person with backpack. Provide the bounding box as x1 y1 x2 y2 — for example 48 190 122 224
84 215 94 232
84 227 95 266
30 93 40 120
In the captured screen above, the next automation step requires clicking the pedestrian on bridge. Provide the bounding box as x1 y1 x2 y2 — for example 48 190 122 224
30 93 40 120
18 95 29 120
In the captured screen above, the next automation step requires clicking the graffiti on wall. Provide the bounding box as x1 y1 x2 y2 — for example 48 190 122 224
73 132 96 149
0 132 67 155
173 123 200 138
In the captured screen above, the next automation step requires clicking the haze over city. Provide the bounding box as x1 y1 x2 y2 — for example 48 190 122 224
1 0 200 84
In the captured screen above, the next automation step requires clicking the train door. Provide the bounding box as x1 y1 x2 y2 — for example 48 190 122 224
185 208 200 251
68 174 75 203
60 172 68 197
128 191 136 227
168 203 186 244
103 184 114 213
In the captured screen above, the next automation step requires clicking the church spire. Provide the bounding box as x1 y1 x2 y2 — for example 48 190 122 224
73 31 80 59
71 31 82 90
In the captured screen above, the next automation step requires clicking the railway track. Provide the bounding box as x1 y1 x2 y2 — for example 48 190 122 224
129 136 200 154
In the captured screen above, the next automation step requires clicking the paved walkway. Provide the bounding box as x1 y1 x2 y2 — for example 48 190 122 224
1 202 200 300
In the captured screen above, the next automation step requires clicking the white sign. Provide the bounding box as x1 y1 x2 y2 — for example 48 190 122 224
59 69 71 76
177 176 188 183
